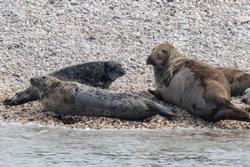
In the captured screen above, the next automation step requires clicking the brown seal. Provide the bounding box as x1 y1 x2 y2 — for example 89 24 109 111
4 61 126 106
217 67 250 96
29 76 176 120
146 42 250 122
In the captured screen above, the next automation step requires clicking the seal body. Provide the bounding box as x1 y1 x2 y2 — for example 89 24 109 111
147 42 250 122
30 76 176 120
50 61 126 88
217 67 250 96
4 61 125 106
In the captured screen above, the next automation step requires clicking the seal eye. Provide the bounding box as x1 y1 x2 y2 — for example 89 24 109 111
156 53 164 63
42 76 47 79
162 49 168 54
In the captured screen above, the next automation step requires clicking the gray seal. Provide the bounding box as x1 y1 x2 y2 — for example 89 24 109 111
30 76 176 120
146 42 250 122
4 61 125 106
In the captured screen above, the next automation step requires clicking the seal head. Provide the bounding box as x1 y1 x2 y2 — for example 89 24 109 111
30 76 62 99
147 42 185 66
30 76 60 91
104 62 126 81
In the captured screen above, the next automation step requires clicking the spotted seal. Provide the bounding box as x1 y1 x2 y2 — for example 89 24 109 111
4 61 125 106
146 42 250 122
29 76 176 120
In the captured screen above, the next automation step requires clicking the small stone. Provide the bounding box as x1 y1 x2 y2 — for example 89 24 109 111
48 0 55 4
236 15 250 24
70 0 79 5
56 10 64 16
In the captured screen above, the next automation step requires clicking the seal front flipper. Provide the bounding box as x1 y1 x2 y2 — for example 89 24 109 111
148 89 164 101
3 87 39 106
144 100 176 119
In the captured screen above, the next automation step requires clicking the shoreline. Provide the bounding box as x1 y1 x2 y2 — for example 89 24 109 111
1 120 250 133
1 95 250 130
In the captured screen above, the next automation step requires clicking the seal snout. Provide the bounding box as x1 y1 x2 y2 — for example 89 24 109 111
119 67 126 76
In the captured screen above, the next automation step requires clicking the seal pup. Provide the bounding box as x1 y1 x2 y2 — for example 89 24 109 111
217 67 250 96
146 42 250 122
30 76 176 120
241 88 250 105
4 61 126 106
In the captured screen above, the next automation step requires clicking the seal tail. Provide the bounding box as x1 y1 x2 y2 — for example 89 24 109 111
144 100 176 119
214 102 250 122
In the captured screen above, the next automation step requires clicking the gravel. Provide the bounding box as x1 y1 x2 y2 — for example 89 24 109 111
0 0 250 129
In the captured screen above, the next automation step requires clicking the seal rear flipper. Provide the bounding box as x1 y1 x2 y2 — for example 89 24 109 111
3 87 39 106
213 107 250 122
3 99 14 106
148 89 164 101
144 100 176 119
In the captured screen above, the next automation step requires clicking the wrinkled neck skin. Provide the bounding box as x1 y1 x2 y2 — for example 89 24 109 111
153 49 188 83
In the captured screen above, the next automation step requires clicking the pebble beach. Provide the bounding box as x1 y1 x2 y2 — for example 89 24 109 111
0 0 250 129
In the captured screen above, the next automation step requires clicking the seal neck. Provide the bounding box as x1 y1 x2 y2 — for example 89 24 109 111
161 48 186 67
154 48 188 81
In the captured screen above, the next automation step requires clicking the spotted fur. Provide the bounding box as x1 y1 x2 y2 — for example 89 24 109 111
30 76 176 120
